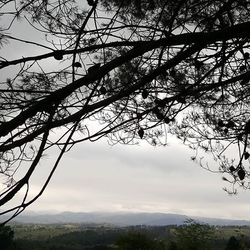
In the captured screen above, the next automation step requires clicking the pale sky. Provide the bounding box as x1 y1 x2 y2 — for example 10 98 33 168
20 136 250 220
1 1 250 221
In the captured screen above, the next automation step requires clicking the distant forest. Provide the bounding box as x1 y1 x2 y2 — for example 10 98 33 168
1 220 250 250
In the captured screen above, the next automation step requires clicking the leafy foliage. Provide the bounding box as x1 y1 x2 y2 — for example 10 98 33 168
0 225 14 249
171 219 215 250
225 236 243 250
116 231 165 250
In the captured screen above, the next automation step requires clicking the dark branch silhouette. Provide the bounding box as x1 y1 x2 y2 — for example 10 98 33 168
1 0 250 223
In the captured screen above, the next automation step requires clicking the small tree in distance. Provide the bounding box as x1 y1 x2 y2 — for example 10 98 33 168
0 225 14 249
0 0 250 221
171 219 214 250
116 231 165 250
225 236 243 250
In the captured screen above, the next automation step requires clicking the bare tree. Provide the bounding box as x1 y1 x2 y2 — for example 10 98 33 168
0 0 250 222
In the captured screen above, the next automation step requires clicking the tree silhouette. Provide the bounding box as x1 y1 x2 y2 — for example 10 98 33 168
0 0 250 221
116 231 165 250
0 225 14 249
225 236 242 250
167 241 178 250
171 219 214 250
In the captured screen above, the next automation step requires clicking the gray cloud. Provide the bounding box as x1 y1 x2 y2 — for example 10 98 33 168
17 138 250 220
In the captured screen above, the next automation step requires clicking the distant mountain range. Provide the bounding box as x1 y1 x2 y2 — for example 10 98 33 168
3 211 250 226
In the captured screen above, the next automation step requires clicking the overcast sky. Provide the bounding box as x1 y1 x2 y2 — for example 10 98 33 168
19 136 250 220
1 2 250 221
